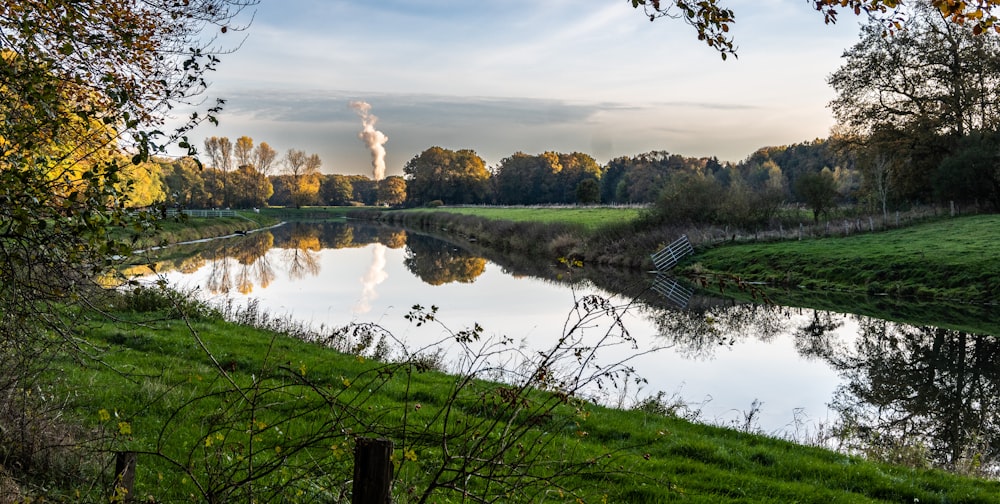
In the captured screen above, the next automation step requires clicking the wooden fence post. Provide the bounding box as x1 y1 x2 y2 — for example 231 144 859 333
114 451 136 503
353 437 394 504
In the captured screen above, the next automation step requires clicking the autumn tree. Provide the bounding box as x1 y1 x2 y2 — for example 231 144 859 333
234 135 254 168
252 142 278 176
122 160 167 208
404 146 490 205
204 136 235 206
0 0 254 491
283 149 322 208
320 174 356 206
230 164 274 208
493 151 601 204
377 175 407 206
161 157 211 208
632 0 1000 58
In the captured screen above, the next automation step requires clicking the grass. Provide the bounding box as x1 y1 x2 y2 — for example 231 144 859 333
31 290 1000 502
398 206 643 233
115 210 278 248
685 214 1000 304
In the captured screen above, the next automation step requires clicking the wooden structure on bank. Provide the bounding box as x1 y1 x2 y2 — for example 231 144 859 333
650 235 695 308
650 235 693 272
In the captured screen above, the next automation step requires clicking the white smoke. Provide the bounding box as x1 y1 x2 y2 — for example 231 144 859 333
349 101 389 181
354 244 388 314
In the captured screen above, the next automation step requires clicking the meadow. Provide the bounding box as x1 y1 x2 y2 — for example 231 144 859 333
38 288 1000 502
399 206 644 233
687 214 1000 303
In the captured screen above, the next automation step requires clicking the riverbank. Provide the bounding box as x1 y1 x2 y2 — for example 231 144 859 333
124 210 279 248
360 207 1000 306
32 288 1000 502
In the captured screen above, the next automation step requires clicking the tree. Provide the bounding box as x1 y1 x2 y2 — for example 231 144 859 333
252 142 278 177
377 175 407 206
829 3 1000 202
122 160 167 208
162 157 210 208
0 0 254 488
632 0 1000 58
230 163 274 208
320 174 356 206
204 136 235 207
795 170 840 223
283 149 322 208
404 147 490 205
830 3 1000 139
234 135 254 169
934 131 1000 210
575 178 601 204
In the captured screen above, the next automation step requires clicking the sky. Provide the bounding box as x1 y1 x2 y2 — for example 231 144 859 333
188 0 866 178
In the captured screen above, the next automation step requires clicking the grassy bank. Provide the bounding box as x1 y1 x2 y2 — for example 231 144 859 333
373 206 684 270
362 207 1000 306
400 206 644 233
30 290 1000 502
685 214 1000 304
122 210 279 248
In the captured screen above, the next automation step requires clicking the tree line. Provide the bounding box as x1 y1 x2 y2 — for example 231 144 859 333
142 135 407 209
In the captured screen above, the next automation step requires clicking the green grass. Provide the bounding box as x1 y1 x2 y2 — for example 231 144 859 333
114 211 278 248
687 214 1000 304
36 292 1000 502
257 206 380 220
399 206 642 233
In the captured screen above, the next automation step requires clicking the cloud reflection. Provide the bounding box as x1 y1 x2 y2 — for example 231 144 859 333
354 244 389 314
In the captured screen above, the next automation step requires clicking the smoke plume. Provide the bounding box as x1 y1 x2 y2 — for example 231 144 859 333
349 101 389 181
354 244 388 314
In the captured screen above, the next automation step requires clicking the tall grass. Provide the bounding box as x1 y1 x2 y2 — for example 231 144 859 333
29 288 1000 502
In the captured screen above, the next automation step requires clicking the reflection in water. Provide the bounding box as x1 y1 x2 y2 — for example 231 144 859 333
652 300 1000 477
403 233 486 285
648 300 789 360
144 221 1000 478
282 225 322 280
816 322 1000 477
142 222 409 294
355 244 388 314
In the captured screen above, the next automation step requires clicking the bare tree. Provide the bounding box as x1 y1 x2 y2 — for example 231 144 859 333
252 141 278 177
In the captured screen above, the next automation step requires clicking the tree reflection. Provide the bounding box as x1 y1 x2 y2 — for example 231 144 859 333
815 321 1000 476
648 300 790 359
650 299 1000 476
279 224 322 280
403 234 486 286
203 232 275 294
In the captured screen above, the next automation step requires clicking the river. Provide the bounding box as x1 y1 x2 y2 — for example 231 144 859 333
138 220 1000 477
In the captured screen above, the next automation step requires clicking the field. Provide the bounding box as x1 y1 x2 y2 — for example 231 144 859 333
34 289 1000 502
400 206 644 233
688 214 1000 303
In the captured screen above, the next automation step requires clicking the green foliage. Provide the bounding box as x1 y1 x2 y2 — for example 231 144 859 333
935 131 1000 210
404 206 640 233
689 214 1000 303
0 0 253 493
41 291 1000 502
795 171 839 223
493 151 602 205
575 177 601 204
404 147 490 206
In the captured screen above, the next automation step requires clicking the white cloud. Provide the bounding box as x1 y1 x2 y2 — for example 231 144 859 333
191 0 864 176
